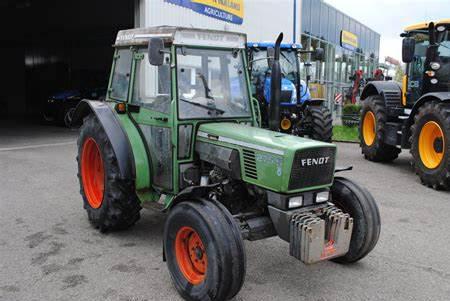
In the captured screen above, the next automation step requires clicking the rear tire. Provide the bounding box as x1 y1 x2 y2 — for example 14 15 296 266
77 114 141 231
410 101 450 190
307 105 333 142
359 95 400 162
330 177 381 263
164 199 246 301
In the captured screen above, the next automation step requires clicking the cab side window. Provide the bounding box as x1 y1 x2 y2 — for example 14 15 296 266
110 49 133 101
132 49 171 114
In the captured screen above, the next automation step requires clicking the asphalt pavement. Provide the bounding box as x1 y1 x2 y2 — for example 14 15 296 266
1 124 450 301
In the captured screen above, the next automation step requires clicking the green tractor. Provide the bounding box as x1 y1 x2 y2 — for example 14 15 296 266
359 20 450 190
72 26 380 301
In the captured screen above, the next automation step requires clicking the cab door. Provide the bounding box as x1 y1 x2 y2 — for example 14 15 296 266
128 47 175 192
406 37 429 106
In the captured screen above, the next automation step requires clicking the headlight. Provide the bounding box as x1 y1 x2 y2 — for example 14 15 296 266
430 78 439 84
280 117 292 130
288 196 303 208
430 62 441 70
316 191 330 203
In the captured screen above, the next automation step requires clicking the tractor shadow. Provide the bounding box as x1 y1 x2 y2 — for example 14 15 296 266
105 209 167 247
241 237 376 299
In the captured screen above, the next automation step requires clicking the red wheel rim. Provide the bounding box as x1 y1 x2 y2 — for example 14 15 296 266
175 227 207 285
81 138 105 209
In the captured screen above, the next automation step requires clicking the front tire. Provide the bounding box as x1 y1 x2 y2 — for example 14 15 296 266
330 177 381 263
410 101 450 190
164 199 246 301
359 95 400 162
77 114 141 231
307 105 333 142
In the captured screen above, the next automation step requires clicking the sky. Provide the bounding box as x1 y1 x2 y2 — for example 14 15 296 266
325 0 450 62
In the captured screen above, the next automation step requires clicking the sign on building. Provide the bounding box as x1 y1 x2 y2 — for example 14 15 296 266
164 0 244 25
340 30 358 51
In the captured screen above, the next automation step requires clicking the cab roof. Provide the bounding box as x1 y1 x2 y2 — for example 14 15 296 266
404 19 450 32
114 26 247 49
247 42 302 49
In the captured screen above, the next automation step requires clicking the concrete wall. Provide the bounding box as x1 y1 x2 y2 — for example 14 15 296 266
138 0 301 44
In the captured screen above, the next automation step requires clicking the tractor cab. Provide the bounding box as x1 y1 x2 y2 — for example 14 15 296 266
402 20 450 106
247 42 310 107
247 42 332 141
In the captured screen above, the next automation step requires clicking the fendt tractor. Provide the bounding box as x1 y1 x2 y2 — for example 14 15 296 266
359 20 450 190
71 27 380 301
247 40 333 142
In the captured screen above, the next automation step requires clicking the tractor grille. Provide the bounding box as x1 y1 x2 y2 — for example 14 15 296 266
382 90 401 107
288 147 336 190
242 149 258 179
281 90 293 102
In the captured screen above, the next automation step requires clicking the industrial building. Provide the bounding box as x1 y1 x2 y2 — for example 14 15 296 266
301 0 381 105
0 0 379 121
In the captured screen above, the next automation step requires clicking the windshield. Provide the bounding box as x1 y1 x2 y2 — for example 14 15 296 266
437 30 450 56
251 48 300 83
410 32 430 81
250 48 302 102
176 47 251 119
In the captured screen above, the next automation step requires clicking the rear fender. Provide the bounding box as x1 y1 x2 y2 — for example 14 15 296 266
71 100 136 182
360 81 403 118
304 98 325 106
360 81 402 101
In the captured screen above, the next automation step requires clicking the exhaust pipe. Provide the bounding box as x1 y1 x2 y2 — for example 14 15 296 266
269 33 283 131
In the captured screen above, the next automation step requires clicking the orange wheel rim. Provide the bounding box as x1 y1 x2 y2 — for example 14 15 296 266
363 111 376 146
175 227 207 285
419 121 445 169
81 138 105 209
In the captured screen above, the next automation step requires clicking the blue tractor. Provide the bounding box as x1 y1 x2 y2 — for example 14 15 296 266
247 42 333 142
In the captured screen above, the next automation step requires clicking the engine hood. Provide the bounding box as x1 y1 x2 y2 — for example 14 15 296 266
197 122 332 155
196 123 336 193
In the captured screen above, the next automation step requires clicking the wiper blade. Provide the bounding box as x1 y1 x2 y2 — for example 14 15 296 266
179 98 225 115
197 73 215 100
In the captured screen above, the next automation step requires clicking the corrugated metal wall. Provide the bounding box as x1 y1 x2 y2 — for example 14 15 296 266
137 0 300 44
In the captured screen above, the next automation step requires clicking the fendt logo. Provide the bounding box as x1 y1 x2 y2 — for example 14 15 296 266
301 157 331 167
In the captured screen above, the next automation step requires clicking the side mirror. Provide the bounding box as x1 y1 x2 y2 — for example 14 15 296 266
148 38 164 66
312 48 324 61
402 38 415 63
267 47 275 67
